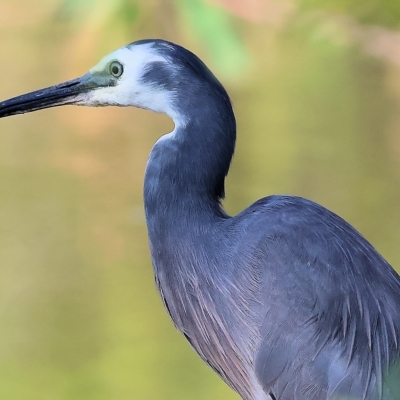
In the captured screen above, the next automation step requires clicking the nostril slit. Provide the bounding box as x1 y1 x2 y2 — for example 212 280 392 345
61 81 80 88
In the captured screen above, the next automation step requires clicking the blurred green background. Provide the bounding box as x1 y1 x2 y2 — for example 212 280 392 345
1 0 400 399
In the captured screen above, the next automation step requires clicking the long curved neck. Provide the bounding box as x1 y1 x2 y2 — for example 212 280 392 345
144 83 236 231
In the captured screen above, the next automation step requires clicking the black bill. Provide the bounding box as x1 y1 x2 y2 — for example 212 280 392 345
0 72 113 118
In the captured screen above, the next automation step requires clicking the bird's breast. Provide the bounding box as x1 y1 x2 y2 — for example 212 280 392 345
149 233 266 400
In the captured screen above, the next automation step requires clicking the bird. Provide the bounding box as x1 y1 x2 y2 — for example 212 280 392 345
0 39 400 400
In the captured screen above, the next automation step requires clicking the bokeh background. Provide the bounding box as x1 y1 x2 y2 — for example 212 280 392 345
1 0 400 399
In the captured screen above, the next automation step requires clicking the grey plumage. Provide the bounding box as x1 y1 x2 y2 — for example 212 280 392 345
1 39 400 400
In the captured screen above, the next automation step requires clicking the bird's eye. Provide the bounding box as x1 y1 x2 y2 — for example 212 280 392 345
109 61 123 78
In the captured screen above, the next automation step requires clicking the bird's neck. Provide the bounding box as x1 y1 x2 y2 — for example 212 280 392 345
144 90 236 234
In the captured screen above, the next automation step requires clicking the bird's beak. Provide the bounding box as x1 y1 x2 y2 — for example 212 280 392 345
0 72 113 118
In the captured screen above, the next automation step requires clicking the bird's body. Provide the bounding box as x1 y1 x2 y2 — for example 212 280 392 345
1 39 400 400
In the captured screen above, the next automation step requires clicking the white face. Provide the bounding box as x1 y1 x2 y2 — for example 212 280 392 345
79 43 178 119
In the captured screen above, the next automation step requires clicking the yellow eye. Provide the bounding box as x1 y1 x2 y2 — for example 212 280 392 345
109 61 123 78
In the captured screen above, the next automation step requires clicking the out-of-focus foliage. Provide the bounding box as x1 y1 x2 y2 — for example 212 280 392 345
298 0 400 29
56 0 139 28
176 0 248 77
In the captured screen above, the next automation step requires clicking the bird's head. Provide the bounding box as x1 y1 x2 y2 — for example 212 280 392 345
0 39 225 125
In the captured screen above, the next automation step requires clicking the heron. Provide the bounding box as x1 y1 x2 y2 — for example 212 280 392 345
0 39 400 400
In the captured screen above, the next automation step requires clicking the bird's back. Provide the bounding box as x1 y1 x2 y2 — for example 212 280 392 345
230 195 400 400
